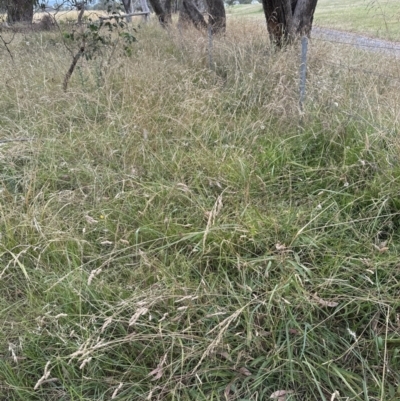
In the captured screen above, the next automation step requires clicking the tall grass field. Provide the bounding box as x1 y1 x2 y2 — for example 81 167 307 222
1 4 400 400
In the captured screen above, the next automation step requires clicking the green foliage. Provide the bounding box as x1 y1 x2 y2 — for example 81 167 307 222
63 15 136 62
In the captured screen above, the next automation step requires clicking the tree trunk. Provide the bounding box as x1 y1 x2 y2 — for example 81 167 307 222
204 0 226 34
163 0 172 24
193 0 206 12
172 0 179 13
148 0 169 25
179 0 207 30
121 0 132 14
7 0 34 24
261 0 318 47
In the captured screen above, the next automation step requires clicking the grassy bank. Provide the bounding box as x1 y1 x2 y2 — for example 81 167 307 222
1 17 400 400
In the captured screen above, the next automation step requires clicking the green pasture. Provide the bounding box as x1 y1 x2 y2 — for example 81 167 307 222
228 0 400 41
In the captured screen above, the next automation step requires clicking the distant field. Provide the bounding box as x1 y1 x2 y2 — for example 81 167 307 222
225 3 263 18
0 11 105 23
227 0 400 41
0 10 136 23
315 0 400 41
49 10 106 22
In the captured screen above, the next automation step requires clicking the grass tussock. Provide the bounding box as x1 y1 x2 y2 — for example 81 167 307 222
1 17 400 401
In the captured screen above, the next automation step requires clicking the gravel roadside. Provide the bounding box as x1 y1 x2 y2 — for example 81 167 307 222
312 26 400 58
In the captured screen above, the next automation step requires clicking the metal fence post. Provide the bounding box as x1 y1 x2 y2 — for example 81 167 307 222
299 36 308 112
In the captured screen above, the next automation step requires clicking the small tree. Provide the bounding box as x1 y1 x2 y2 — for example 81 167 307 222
62 1 136 90
261 0 318 47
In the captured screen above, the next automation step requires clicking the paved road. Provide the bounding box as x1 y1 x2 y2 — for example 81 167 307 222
312 26 400 58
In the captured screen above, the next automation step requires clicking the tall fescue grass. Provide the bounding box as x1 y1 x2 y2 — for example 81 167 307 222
1 17 400 400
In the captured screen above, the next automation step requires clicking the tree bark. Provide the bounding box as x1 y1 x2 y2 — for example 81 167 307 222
204 0 226 34
121 0 132 14
292 0 318 36
163 0 172 24
261 0 318 47
148 0 170 25
179 0 207 31
6 0 34 24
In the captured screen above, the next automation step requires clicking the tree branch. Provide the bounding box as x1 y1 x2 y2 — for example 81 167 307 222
63 44 85 91
0 31 15 61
